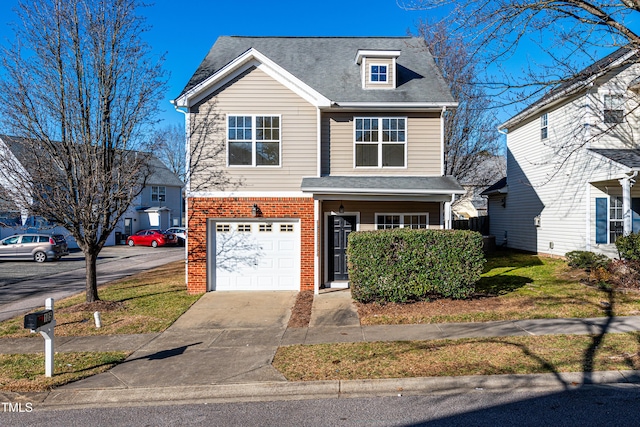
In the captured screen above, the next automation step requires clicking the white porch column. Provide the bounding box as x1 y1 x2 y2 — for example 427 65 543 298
444 195 453 229
619 174 636 236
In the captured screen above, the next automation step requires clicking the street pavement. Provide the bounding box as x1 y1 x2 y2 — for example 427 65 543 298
1 288 640 410
0 246 185 322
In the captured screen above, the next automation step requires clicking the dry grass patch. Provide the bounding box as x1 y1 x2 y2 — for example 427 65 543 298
0 261 199 338
274 333 640 381
0 352 129 392
357 251 640 325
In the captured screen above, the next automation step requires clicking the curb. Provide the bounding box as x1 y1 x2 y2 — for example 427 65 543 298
10 370 640 410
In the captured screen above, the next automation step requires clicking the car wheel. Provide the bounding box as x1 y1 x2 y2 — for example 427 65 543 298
151 240 158 248
34 251 47 263
128 239 135 247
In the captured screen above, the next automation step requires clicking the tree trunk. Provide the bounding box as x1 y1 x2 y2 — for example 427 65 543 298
85 250 100 302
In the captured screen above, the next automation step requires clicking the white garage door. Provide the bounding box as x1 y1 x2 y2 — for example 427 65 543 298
212 221 300 291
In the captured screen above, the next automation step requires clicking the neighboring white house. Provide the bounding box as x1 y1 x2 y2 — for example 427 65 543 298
486 47 640 257
0 135 184 247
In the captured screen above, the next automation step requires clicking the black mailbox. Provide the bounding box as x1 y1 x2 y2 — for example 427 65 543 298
24 309 54 330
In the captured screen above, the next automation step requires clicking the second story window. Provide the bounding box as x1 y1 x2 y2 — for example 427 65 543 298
151 186 166 203
604 94 624 124
540 113 548 140
370 65 387 83
228 115 280 166
355 117 406 168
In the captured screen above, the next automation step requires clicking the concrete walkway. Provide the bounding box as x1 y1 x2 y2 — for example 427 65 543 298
3 288 640 409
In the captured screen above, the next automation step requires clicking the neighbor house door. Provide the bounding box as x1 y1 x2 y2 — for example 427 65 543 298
328 215 356 281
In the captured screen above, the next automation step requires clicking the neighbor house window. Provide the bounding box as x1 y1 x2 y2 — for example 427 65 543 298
151 186 166 203
376 213 428 230
540 113 548 140
228 115 281 166
355 117 406 167
370 64 387 82
604 94 624 124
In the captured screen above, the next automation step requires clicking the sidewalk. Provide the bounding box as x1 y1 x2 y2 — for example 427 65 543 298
3 289 640 409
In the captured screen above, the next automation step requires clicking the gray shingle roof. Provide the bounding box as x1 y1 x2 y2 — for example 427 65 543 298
301 176 464 195
589 148 640 169
177 36 455 105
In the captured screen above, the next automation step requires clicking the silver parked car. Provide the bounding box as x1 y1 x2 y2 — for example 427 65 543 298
165 227 187 246
0 233 69 262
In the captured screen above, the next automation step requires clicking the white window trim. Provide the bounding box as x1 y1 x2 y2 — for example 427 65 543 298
151 186 166 203
603 93 625 124
226 114 282 168
368 63 388 84
353 117 408 169
374 213 429 229
540 113 548 140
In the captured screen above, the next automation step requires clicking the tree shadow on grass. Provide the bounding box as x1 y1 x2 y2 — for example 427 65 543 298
475 274 532 295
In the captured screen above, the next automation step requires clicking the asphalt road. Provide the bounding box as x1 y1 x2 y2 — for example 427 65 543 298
0 245 185 321
3 385 640 426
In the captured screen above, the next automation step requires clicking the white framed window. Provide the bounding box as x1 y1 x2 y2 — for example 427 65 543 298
370 64 387 83
609 196 624 243
604 94 624 124
228 115 281 166
375 213 428 230
151 186 166 203
540 113 548 140
354 117 406 168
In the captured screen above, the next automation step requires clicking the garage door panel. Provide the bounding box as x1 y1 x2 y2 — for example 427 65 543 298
214 221 300 291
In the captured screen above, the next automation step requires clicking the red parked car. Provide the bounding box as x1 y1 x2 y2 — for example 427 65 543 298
126 229 177 248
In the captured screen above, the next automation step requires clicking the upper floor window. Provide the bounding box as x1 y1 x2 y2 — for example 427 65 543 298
604 94 624 124
151 186 166 203
540 113 548 140
355 117 406 168
228 115 280 166
370 64 387 83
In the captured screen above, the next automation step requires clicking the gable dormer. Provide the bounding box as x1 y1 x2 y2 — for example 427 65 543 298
355 49 401 90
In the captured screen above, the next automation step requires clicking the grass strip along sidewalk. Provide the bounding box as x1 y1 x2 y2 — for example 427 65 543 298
0 261 199 391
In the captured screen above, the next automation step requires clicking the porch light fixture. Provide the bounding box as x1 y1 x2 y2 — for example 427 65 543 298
251 204 259 217
339 203 344 214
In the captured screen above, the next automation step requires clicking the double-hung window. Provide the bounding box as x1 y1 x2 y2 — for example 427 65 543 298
370 64 387 83
376 213 428 230
151 186 166 203
228 115 281 166
604 94 624 124
540 113 548 140
355 117 406 167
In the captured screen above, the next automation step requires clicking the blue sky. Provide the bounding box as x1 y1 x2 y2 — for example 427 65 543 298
0 0 441 129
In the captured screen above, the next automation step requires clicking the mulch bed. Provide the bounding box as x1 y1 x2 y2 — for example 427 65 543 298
287 290 314 328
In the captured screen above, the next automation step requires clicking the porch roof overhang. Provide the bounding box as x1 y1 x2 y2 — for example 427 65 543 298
588 149 640 171
301 176 464 201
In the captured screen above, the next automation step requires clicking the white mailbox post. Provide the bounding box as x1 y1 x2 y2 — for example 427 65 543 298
23 298 56 377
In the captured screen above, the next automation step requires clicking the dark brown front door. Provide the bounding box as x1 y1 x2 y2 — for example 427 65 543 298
328 215 356 281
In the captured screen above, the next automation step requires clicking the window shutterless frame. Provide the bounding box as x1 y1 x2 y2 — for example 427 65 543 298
369 64 388 83
374 213 429 229
354 117 407 168
227 114 282 167
540 113 548 140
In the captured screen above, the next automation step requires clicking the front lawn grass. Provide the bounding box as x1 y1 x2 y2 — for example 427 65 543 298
0 352 129 391
356 250 640 325
274 333 640 381
0 260 200 338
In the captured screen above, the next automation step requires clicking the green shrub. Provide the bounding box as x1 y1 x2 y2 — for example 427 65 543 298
348 228 485 304
565 250 611 271
615 233 640 261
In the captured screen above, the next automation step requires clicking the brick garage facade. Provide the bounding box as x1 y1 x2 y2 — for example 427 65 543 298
187 196 315 294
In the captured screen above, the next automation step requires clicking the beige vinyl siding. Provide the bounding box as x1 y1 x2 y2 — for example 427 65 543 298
363 58 394 89
321 112 441 176
322 201 441 230
190 66 317 192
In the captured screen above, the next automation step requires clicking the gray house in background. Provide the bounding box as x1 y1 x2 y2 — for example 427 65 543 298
0 134 184 247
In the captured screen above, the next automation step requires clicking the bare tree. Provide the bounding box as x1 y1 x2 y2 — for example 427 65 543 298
152 123 187 183
417 20 503 185
0 0 166 302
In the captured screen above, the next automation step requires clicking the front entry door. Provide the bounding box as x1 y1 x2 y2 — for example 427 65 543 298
329 215 356 281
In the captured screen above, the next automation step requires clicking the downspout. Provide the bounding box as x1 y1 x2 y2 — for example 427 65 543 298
172 100 189 286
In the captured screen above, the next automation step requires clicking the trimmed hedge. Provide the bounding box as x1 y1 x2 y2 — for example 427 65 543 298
348 228 485 304
616 233 640 261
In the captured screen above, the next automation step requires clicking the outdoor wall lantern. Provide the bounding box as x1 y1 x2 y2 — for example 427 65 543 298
339 203 345 214
251 203 259 217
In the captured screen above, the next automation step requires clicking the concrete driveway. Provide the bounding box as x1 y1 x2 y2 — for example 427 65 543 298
0 245 185 321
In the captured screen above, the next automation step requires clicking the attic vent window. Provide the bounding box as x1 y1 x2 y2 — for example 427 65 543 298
370 65 387 82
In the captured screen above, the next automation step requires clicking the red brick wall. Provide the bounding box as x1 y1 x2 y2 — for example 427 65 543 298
186 197 315 294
